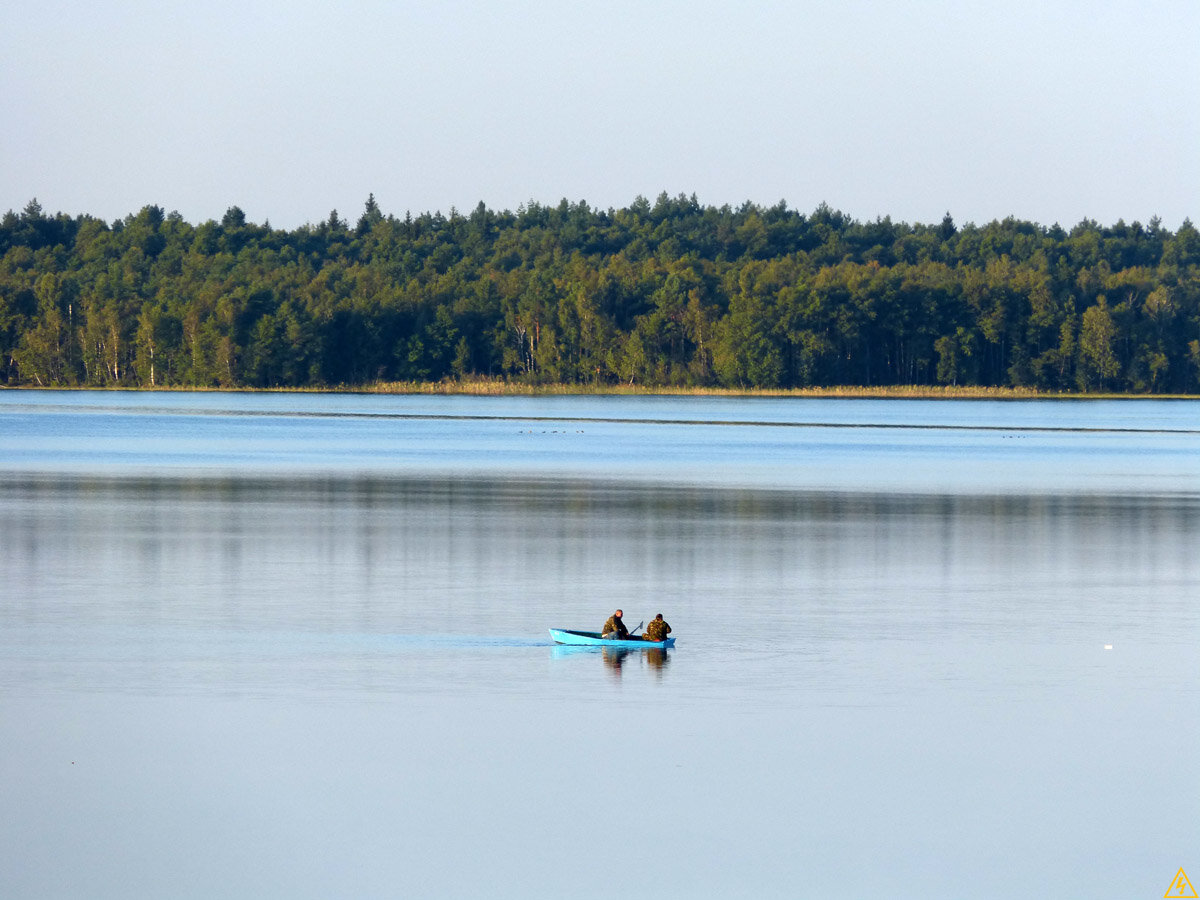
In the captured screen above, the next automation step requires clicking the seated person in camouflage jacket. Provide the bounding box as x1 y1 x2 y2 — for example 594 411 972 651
601 609 629 639
643 613 671 641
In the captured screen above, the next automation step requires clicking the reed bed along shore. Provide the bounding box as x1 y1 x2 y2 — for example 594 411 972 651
357 380 1197 399
4 380 1194 399
366 380 1055 398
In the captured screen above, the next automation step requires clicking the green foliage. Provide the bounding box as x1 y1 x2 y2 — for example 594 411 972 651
0 195 1197 392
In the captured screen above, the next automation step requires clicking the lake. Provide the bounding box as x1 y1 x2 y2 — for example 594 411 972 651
1 391 1197 899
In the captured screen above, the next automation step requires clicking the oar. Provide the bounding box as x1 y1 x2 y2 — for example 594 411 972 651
629 620 644 636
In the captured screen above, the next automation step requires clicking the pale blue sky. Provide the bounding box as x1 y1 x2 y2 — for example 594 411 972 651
3 0 1197 229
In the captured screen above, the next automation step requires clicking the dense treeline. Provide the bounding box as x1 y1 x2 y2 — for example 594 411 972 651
2 195 1199 392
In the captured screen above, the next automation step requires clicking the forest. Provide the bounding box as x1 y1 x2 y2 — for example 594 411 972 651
2 195 1198 393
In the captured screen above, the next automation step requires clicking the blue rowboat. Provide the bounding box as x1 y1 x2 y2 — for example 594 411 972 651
549 628 675 649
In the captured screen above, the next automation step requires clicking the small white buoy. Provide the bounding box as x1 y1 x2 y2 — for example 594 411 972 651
1103 644 1113 650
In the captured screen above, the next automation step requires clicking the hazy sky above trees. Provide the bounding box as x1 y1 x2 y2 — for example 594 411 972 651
2 0 1197 229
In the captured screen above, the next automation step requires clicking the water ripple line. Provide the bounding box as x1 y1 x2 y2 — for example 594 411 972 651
6 402 1198 435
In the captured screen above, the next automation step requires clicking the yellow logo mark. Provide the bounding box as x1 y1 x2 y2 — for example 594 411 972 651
1165 869 1198 899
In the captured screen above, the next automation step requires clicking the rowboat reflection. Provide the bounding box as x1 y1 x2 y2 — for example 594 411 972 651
644 647 669 670
549 643 671 677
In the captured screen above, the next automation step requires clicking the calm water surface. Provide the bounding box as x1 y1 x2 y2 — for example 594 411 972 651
1 392 1197 898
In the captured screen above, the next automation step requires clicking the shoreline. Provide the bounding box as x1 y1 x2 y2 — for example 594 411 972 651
2 381 1196 400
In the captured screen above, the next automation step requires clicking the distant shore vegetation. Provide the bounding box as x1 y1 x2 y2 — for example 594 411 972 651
10 380 1183 401
2 195 1198 394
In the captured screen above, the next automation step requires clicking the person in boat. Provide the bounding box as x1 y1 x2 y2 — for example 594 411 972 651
601 609 629 640
643 613 671 642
